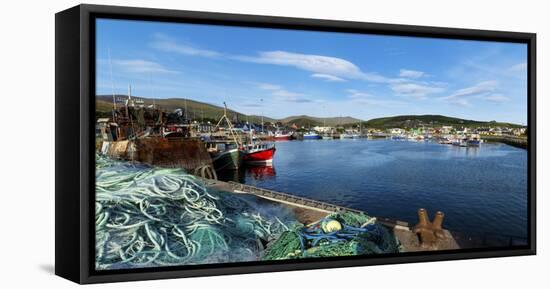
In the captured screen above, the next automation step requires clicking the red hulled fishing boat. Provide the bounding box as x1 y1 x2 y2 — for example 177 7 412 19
242 143 276 165
273 131 292 141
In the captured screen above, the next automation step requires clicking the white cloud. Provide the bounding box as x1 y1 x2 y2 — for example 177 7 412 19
258 83 282 91
236 51 395 83
399 69 425 79
311 73 346 82
448 80 498 98
390 82 444 99
439 80 499 106
507 62 527 78
347 89 373 98
508 62 527 72
113 59 178 74
346 89 406 107
258 83 312 103
151 34 221 57
272 89 304 98
484 93 510 103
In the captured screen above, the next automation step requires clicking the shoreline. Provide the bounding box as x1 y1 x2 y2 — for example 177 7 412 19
481 135 528 149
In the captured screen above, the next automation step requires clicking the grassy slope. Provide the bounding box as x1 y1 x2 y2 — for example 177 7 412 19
96 96 522 128
364 114 522 129
279 115 361 126
96 95 275 123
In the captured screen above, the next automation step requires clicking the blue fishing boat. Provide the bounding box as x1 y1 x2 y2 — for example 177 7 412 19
467 134 481 147
303 131 322 139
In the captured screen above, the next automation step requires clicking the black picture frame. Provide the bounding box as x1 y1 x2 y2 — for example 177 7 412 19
55 4 536 284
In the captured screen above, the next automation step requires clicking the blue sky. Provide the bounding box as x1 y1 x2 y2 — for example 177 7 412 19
96 19 528 124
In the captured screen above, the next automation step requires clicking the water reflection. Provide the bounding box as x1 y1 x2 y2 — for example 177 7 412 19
217 168 245 183
217 165 276 183
246 165 276 180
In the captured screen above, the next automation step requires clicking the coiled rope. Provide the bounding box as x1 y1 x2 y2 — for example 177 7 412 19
95 154 295 270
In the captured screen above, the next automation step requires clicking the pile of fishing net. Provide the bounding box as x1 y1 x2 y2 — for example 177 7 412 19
262 212 400 260
95 154 297 270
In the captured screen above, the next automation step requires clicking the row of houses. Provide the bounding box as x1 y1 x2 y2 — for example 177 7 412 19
386 126 527 136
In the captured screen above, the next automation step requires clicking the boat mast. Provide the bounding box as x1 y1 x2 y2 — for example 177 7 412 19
127 84 135 139
149 71 155 107
214 102 242 147
184 98 188 121
260 98 264 134
108 48 116 121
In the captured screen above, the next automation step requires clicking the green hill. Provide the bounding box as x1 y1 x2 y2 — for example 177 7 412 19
280 115 361 126
96 96 522 129
283 117 323 128
96 95 275 124
364 114 522 129
96 95 358 126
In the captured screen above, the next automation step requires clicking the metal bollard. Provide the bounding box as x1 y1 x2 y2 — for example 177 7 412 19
413 208 447 249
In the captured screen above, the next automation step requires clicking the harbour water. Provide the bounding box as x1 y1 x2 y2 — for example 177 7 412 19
223 139 528 239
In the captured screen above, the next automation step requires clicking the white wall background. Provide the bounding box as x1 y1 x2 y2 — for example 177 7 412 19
0 0 547 287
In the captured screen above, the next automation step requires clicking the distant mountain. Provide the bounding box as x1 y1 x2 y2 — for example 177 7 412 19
96 95 357 126
280 115 362 127
96 96 521 128
283 117 323 128
96 95 275 124
364 114 523 129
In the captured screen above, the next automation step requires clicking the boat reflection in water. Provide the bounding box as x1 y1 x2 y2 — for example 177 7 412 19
216 168 246 183
217 164 276 183
246 165 276 180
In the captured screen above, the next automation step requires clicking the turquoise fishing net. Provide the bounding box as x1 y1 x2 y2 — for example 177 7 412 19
95 154 296 270
262 212 400 260
95 154 400 269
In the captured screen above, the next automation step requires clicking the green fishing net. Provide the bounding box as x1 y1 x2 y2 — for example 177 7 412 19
95 154 296 270
262 212 400 260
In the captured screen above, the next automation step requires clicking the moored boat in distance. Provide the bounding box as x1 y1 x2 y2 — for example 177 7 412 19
467 134 481 147
303 131 322 139
391 134 407 140
340 132 353 139
274 131 292 141
452 135 468 147
438 136 453 144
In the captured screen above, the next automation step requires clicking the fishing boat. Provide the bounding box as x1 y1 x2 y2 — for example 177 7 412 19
274 131 292 141
322 134 332 140
467 134 481 147
208 143 243 170
303 131 322 139
208 102 244 170
243 142 276 165
452 135 468 147
438 136 453 144
161 124 189 138
391 134 406 140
